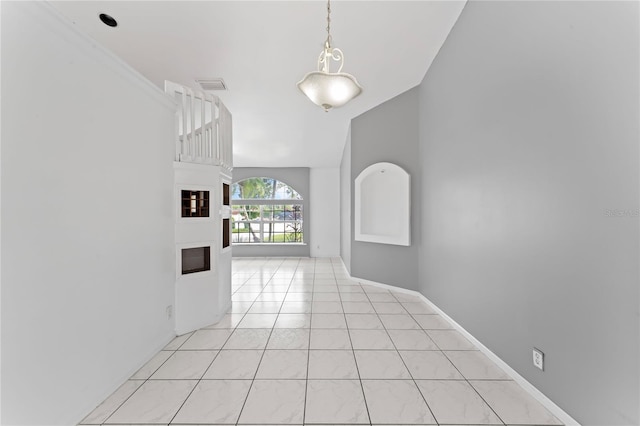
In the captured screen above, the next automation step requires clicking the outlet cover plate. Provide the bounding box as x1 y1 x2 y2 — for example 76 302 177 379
533 347 544 371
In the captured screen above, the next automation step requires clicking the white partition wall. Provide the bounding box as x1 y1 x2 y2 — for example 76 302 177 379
166 81 233 335
310 167 341 257
174 164 230 334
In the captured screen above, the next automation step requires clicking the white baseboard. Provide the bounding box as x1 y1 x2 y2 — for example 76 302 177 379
175 306 230 336
342 261 580 426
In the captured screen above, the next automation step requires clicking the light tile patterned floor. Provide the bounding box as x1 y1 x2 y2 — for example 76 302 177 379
79 257 563 426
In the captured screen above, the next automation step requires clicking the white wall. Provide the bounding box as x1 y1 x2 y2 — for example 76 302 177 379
340 128 352 271
310 168 340 257
1 3 176 424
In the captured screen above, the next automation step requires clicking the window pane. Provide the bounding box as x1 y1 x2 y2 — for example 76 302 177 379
232 178 302 200
230 203 303 244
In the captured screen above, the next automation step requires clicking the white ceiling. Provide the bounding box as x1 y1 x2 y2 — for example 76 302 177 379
50 1 466 168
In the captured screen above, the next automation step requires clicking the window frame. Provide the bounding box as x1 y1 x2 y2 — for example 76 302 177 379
231 199 304 244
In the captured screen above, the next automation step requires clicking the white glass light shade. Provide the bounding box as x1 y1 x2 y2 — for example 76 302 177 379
297 71 362 111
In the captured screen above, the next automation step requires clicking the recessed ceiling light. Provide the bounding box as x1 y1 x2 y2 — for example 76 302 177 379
99 13 118 28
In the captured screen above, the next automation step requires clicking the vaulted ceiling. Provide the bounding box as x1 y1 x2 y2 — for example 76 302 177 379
51 1 466 167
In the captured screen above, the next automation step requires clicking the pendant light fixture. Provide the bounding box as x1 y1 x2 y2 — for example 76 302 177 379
297 0 363 112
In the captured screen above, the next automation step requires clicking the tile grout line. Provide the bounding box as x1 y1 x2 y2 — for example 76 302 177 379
93 258 521 426
235 256 302 425
438 351 508 426
99 331 196 425
301 257 315 426
167 256 264 426
234 263 286 425
338 265 373 426
365 287 440 426
394 289 512 426
397 296 509 426
166 310 242 426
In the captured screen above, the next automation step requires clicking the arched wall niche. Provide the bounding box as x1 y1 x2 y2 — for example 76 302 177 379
355 162 411 246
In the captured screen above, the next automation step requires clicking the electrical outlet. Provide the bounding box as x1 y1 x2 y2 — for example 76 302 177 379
166 305 173 319
532 348 544 371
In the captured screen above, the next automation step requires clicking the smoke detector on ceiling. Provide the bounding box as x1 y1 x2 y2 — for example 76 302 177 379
197 79 227 91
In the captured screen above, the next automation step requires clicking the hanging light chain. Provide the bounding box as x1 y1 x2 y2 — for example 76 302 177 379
325 0 332 47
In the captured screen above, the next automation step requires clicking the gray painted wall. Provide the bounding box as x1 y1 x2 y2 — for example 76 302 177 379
350 88 420 291
232 167 310 257
340 126 352 272
418 1 639 424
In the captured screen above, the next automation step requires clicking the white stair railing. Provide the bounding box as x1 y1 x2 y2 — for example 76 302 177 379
165 80 232 171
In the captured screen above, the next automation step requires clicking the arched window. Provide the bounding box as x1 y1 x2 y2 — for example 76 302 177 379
231 178 303 244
